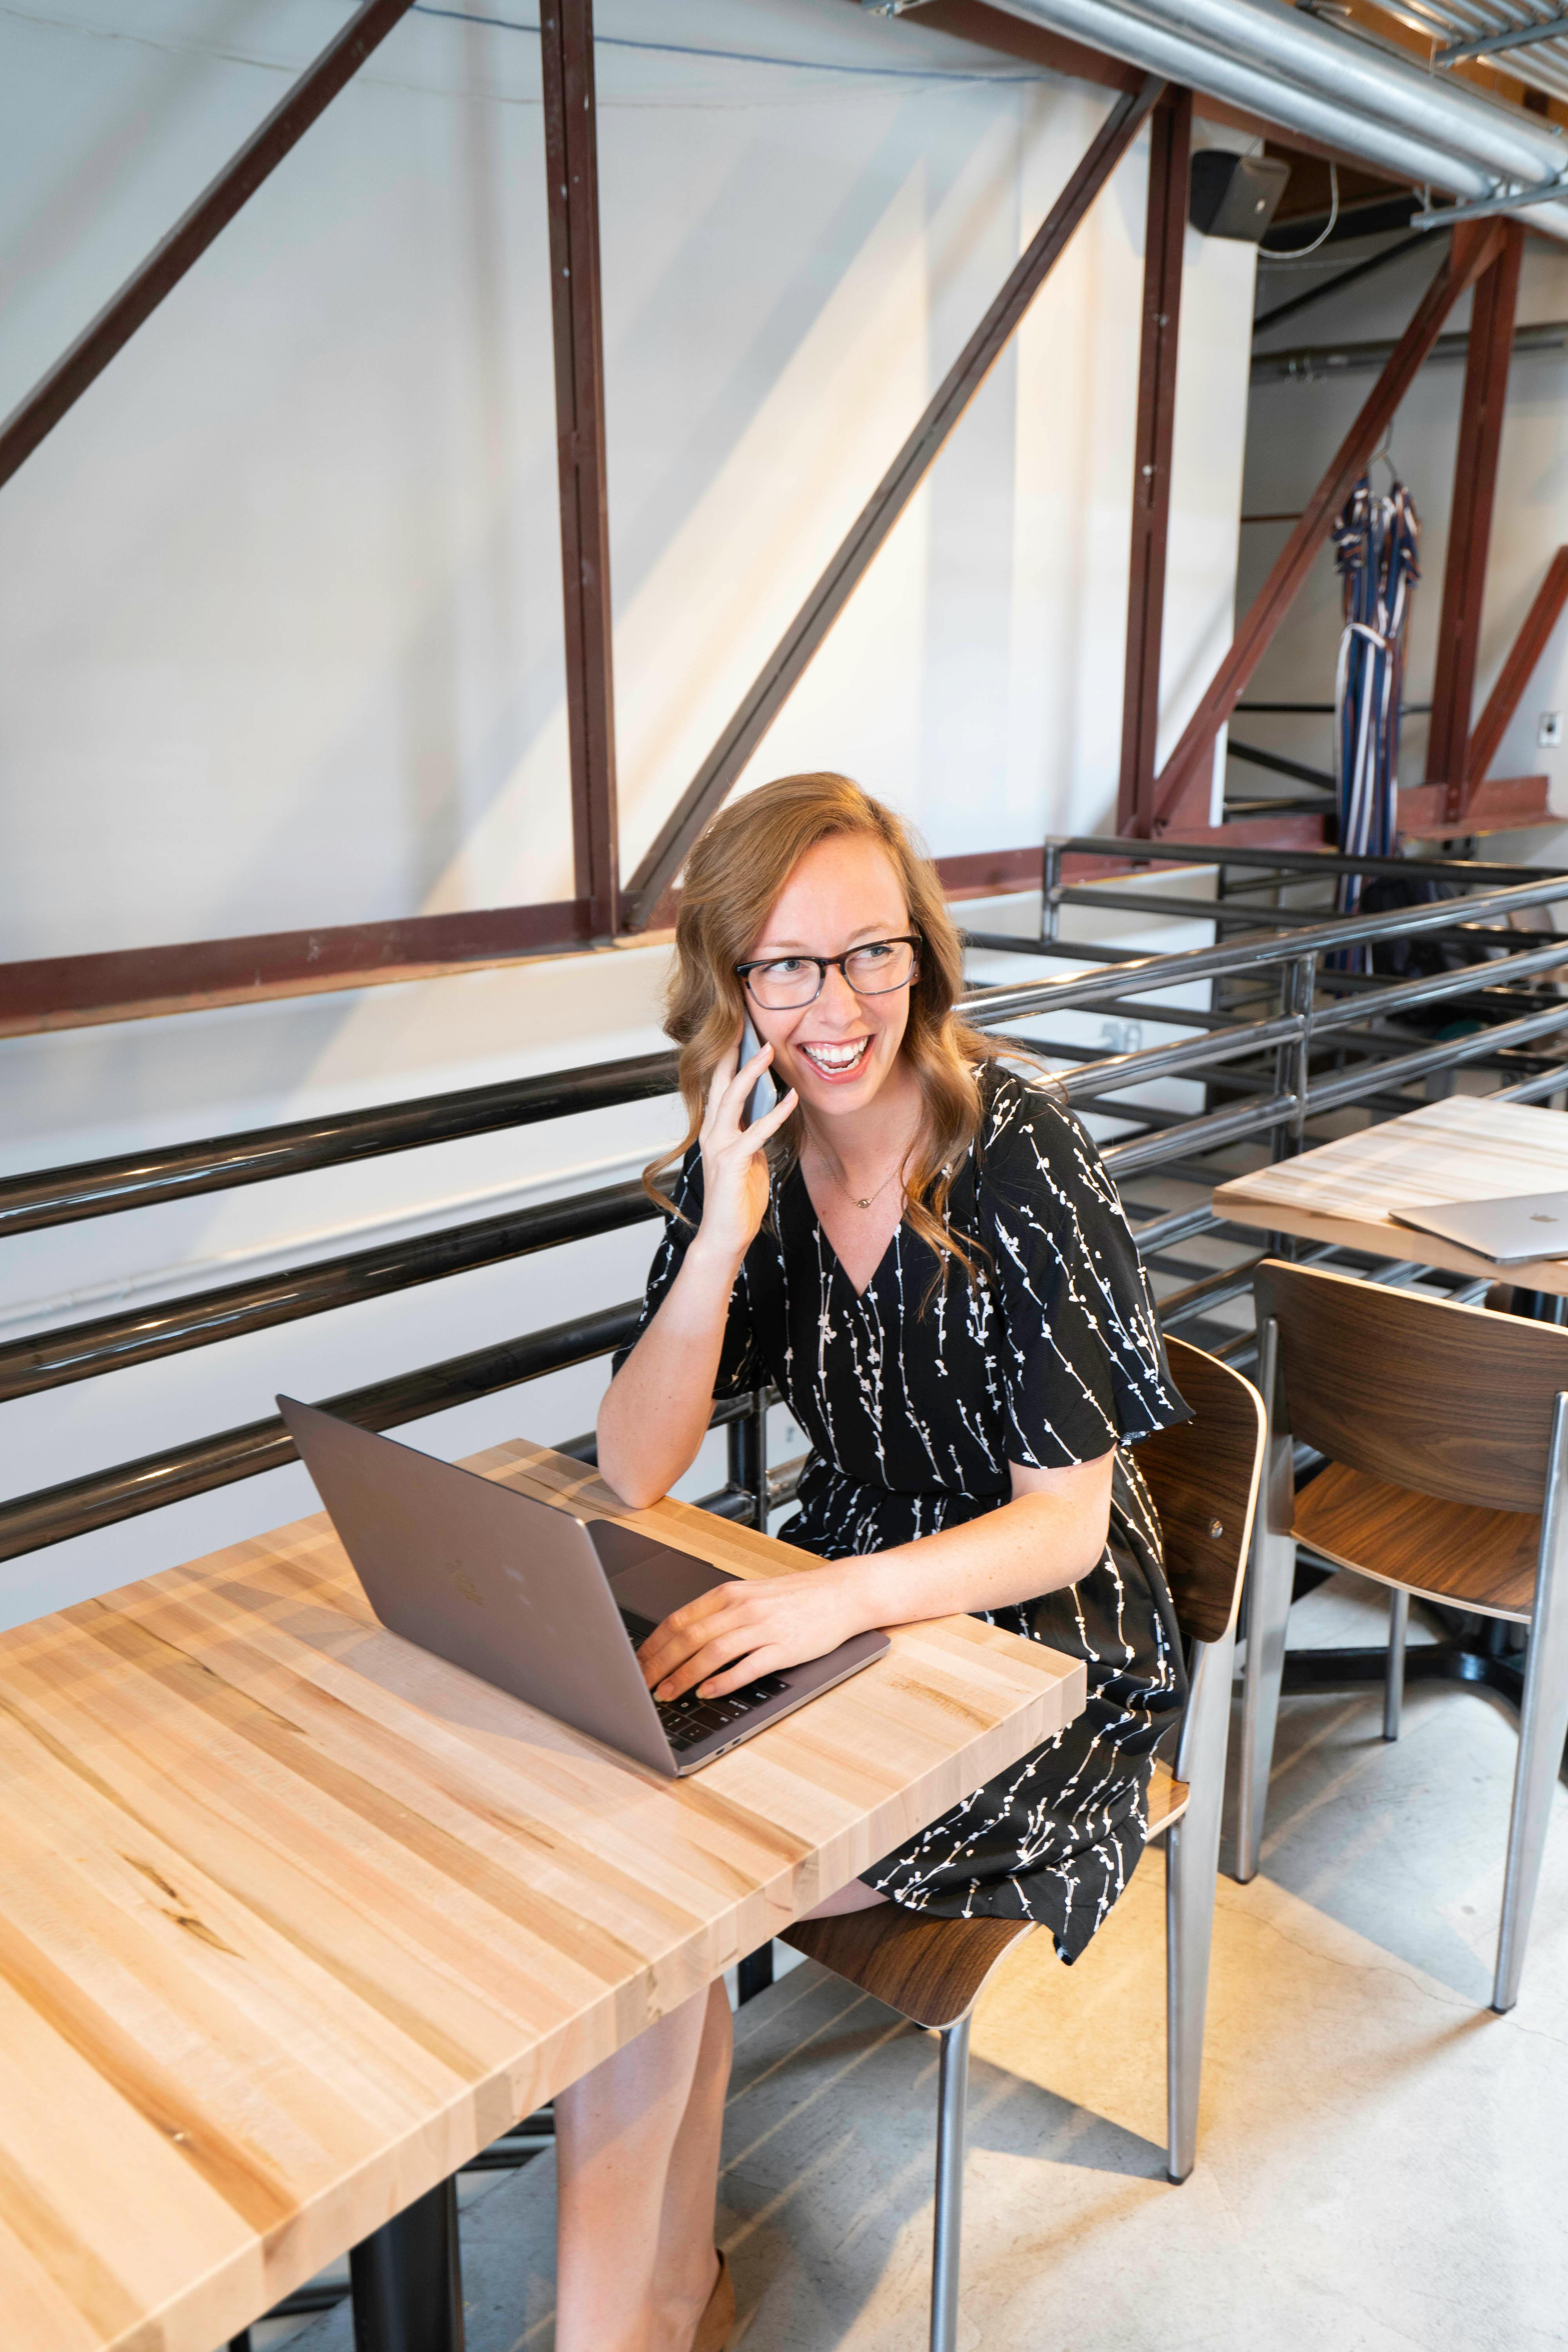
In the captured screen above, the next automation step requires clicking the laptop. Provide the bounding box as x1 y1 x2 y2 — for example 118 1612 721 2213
278 1396 888 1777
1387 1190 1568 1265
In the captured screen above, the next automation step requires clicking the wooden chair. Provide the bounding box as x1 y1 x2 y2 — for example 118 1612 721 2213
782 1338 1265 2352
1237 1259 1568 2015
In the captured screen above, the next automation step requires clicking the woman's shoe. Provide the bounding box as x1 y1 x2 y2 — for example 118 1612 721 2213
691 2249 734 2352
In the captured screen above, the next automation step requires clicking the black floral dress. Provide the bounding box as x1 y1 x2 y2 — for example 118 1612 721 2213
624 1065 1191 1962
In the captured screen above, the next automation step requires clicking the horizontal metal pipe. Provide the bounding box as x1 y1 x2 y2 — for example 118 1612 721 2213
1309 997 1568 1108
1153 1254 1268 1326
0 1180 659 1403
1052 833 1548 887
1127 0 1568 182
1055 1014 1301 1096
0 1302 642 1564
0 1050 680 1240
1495 1061 1568 1102
1226 740 1335 790
1103 1090 1299 1175
1061 887 1364 929
1130 1203 1225 1252
1310 939 1568 1033
1254 318 1568 384
5 864 1565 1247
985 0 1509 202
968 867 1568 1025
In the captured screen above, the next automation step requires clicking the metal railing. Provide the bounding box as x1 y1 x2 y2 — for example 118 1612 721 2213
4 837 1566 1567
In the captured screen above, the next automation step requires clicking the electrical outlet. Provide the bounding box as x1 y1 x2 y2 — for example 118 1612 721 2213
1539 711 1563 749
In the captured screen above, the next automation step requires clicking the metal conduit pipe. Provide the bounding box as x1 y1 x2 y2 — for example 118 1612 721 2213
986 0 1498 192
986 0 1568 241
1123 0 1568 183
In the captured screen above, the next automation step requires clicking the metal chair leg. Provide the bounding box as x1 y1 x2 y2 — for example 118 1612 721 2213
929 2013 971 2352
1166 1623 1235 2183
1238 1319 1293 1883
1494 1394 1568 2013
1238 1523 1293 1880
1383 1587 1409 1742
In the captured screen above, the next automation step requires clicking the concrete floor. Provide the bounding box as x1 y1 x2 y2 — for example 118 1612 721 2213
276 1573 1568 2352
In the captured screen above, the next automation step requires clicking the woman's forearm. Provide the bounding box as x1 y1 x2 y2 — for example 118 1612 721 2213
632 1473 1114 1703
595 1240 746 1507
842 1485 1110 1632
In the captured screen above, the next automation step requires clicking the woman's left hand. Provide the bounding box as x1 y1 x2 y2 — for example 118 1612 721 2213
637 1563 867 1702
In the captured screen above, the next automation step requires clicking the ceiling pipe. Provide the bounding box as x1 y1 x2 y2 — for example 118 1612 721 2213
984 0 1568 244
1136 0 1568 184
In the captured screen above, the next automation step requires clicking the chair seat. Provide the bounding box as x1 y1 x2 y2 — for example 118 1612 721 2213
1147 1754 1189 1837
783 1757 1192 2030
781 1906 1032 2032
1292 1459 1539 1623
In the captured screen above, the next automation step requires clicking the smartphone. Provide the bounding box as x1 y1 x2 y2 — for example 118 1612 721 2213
739 1015 779 1128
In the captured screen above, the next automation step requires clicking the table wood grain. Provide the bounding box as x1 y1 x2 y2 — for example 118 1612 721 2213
0 1438 1083 2352
1212 1095 1568 1292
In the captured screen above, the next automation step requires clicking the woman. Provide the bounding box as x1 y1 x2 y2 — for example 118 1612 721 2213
560 773 1189 2352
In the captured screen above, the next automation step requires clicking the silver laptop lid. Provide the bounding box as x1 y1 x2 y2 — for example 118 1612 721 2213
279 1396 675 1774
1387 1191 1568 1265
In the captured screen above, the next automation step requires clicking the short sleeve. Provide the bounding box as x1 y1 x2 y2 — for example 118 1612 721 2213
975 1074 1190 1469
612 1147 763 1398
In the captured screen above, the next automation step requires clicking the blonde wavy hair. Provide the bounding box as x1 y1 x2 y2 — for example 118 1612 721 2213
646 772 1008 1276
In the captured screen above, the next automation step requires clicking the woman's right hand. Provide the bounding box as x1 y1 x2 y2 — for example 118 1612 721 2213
692 1036 797 1269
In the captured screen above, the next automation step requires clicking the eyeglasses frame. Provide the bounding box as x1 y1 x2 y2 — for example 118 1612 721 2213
733 933 922 1009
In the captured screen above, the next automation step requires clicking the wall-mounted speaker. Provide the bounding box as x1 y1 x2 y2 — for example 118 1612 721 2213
1189 151 1292 241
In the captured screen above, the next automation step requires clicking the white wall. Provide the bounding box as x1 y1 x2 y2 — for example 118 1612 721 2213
0 0 1256 1625
1242 224 1568 861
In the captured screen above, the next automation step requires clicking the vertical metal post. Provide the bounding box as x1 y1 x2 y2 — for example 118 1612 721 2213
1118 89 1192 838
929 2013 971 2352
1494 1390 1568 2011
1286 951 1314 1159
1383 1588 1409 1741
350 2177 465 2352
737 1944 775 2003
541 0 620 941
1041 839 1062 942
727 1392 770 1530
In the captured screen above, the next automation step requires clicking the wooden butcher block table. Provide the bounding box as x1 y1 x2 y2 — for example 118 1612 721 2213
1212 1094 1568 1295
0 1437 1084 2352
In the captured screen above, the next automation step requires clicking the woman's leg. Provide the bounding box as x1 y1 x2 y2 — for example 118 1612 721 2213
801 1879 891 1920
649 1978 734 2351
554 1984 714 2352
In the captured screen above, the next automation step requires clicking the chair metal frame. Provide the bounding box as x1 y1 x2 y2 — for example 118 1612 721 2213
785 1339 1265 2352
1237 1271 1568 2015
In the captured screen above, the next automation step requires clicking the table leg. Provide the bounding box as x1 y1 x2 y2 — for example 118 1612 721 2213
737 1942 774 2003
350 2177 465 2352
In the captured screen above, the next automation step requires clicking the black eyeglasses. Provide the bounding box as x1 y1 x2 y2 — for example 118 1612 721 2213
735 935 920 1011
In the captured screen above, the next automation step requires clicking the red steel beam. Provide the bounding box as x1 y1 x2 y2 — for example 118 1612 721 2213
1150 217 1505 834
0 903 597 1040
1466 545 1568 786
0 0 418 492
541 0 621 942
619 72 1165 930
1118 89 1192 838
1427 222 1524 821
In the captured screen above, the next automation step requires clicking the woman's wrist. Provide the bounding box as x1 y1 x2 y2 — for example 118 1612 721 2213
680 1227 750 1289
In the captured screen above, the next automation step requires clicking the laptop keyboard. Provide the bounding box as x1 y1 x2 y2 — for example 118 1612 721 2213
618 1608 791 1753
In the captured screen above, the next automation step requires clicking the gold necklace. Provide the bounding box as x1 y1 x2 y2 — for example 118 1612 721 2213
823 1155 905 1212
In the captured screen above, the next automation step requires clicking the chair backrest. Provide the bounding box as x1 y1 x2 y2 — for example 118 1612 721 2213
1254 1259 1568 1514
1134 1337 1265 1646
